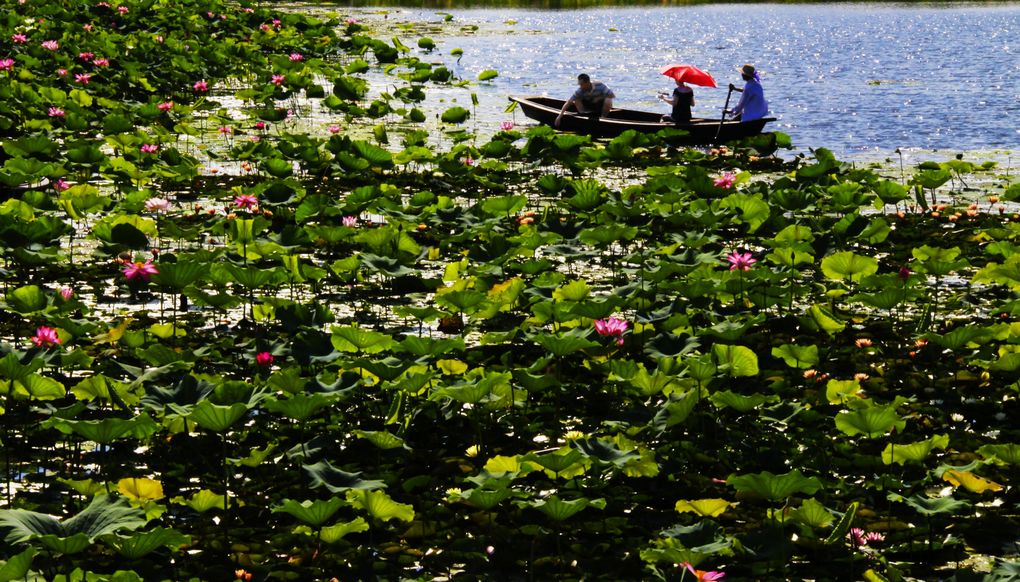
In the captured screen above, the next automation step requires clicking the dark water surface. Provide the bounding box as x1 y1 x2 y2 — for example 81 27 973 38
347 3 1019 159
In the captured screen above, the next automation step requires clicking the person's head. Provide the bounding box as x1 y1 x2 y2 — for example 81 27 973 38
739 64 756 81
577 74 592 91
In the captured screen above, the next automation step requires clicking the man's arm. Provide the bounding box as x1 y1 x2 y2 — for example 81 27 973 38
556 97 576 127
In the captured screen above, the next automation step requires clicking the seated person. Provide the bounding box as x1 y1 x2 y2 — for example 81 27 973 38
556 74 615 127
659 78 695 125
728 63 768 122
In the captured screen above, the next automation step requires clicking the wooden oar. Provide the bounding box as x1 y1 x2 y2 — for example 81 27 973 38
713 83 742 144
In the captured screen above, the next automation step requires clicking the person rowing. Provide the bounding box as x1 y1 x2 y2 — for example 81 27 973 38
555 73 615 128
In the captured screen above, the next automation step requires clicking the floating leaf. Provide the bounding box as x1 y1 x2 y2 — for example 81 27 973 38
942 470 1003 494
977 443 1020 465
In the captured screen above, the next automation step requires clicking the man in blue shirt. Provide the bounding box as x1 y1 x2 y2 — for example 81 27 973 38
556 74 615 127
729 64 768 122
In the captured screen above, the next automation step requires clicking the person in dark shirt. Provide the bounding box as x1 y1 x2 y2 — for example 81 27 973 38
659 78 695 125
556 73 615 127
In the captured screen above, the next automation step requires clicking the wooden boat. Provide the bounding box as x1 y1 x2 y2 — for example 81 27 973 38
509 95 775 143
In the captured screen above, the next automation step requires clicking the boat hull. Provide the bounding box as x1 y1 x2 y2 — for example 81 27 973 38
509 95 774 143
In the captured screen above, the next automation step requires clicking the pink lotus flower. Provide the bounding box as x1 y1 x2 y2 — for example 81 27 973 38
123 260 159 281
54 178 71 192
79 52 94 61
271 74 285 86
75 73 92 84
713 172 736 189
680 562 725 581
144 197 169 212
464 157 475 166
346 18 358 25
243 7 254 12
59 287 74 301
57 68 68 77
849 527 885 547
289 52 303 61
0 59 15 71
12 34 28 44
342 215 358 228
234 194 258 210
218 126 232 135
31 326 61 348
898 266 911 281
254 121 267 130
158 101 173 112
272 19 281 27
259 23 271 32
594 317 629 346
117 5 128 14
155 35 163 43
193 79 208 92
500 120 514 131
726 251 756 271
48 107 65 117
256 351 274 367
93 58 109 67
84 23 93 31
140 143 159 154
97 1 110 7
328 124 341 134
41 40 59 51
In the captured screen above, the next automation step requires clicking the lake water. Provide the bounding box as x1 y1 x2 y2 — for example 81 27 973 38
346 3 1019 161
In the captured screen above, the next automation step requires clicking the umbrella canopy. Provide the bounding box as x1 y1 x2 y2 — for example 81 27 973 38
660 64 717 88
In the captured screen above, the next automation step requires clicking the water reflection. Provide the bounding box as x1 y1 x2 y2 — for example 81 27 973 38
339 3 1019 159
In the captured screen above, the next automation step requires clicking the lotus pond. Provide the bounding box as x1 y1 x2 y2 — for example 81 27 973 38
1 1 1019 581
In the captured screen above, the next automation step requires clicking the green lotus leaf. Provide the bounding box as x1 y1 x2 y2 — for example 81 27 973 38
101 527 190 560
710 390 772 412
552 279 591 302
3 135 58 158
459 487 513 510
477 69 499 81
187 401 249 433
352 430 408 450
882 434 949 465
835 404 905 438
351 140 394 167
727 469 823 502
826 379 863 404
720 193 770 232
171 490 226 513
43 413 158 444
332 75 369 100
888 493 969 516
0 547 37 581
304 460 386 493
35 533 92 555
273 497 346 528
480 194 527 217
823 501 858 545
651 390 699 431
263 393 336 421
929 325 993 350
524 449 587 477
772 344 819 369
441 106 470 124
0 494 145 547
712 344 759 377
821 251 878 282
675 499 734 518
805 304 847 335
573 438 639 467
262 157 294 178
435 289 486 313
791 498 834 530
528 496 604 522
6 284 48 314
531 332 599 357
911 168 951 189
977 443 1020 465
873 180 909 205
855 288 909 310
320 518 370 543
346 490 414 523
331 326 397 354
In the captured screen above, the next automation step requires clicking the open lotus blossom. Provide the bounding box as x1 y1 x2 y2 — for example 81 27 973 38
342 215 358 228
144 199 170 215
271 74 285 86
158 101 173 112
346 18 358 25
140 143 158 154
83 23 93 31
0 58 14 71
464 157 475 166
93 57 109 67
256 352 274 367
218 126 232 135
42 40 59 50
193 79 208 92
12 34 28 44
54 178 71 192
594 317 629 345
289 52 303 61
57 68 68 77
272 18 281 27
234 194 258 210
75 73 92 84
31 326 61 348
48 107 65 117
726 251 756 271
117 5 129 13
849 527 885 546
680 562 725 581
123 260 159 281
713 172 736 188
854 338 873 348
79 52 94 61
328 124 341 134
500 120 514 131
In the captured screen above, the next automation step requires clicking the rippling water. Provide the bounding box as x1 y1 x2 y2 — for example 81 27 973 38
349 3 1019 159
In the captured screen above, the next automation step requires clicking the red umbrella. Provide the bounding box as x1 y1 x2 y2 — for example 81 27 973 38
660 64 717 88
